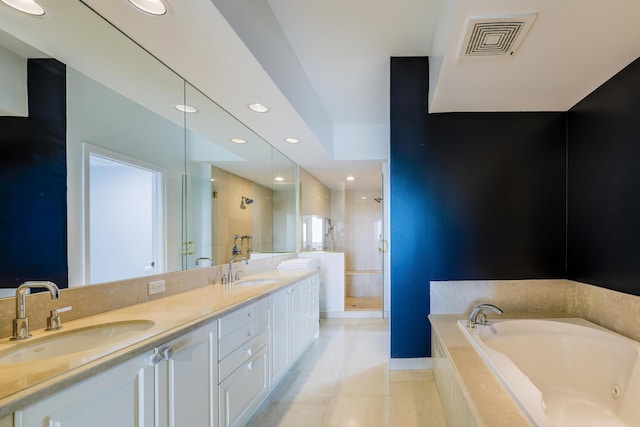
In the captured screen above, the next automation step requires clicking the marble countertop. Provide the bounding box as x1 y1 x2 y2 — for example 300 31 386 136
0 269 317 417
429 312 571 427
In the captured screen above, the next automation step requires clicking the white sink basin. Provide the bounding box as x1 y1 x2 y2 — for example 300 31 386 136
0 320 155 364
234 278 279 287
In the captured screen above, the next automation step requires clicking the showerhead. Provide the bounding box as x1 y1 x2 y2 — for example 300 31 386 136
240 196 254 209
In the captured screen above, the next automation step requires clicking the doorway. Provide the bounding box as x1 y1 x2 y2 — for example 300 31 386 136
84 145 164 284
344 188 384 313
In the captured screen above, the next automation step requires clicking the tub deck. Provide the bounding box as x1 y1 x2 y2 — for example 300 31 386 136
429 313 571 427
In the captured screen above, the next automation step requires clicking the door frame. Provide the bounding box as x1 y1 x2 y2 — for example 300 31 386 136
82 143 166 285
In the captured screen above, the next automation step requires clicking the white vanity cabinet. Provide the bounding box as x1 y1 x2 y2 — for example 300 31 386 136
14 321 217 427
217 298 269 427
302 274 320 344
154 321 217 427
269 273 320 385
8 273 320 427
14 351 155 427
269 285 293 384
0 415 11 427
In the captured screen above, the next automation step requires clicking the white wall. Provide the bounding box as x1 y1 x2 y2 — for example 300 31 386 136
0 45 27 117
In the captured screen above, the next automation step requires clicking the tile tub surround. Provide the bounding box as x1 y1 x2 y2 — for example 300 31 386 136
0 266 313 417
430 279 571 315
0 253 295 339
430 279 640 344
429 313 572 427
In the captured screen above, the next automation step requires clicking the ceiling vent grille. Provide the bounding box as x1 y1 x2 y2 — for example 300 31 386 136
461 14 537 57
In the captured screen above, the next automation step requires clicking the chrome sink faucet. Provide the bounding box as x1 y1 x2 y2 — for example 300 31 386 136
12 281 60 340
228 244 248 284
467 303 503 328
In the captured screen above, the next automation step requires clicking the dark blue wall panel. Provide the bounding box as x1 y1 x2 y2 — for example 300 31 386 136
390 57 433 357
390 57 567 358
567 58 640 296
421 112 567 280
0 59 67 288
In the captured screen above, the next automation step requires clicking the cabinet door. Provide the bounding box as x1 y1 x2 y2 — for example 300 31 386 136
15 353 154 427
303 275 320 343
156 322 217 427
269 288 290 384
218 346 269 427
290 283 304 360
0 414 11 427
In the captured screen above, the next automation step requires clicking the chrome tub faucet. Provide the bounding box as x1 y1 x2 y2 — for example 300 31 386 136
467 303 503 328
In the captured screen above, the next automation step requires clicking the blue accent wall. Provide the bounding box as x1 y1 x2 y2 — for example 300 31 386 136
389 57 432 357
390 57 567 358
567 57 640 296
0 59 67 288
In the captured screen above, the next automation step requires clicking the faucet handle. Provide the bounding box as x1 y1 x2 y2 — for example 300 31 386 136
478 312 488 325
46 306 72 331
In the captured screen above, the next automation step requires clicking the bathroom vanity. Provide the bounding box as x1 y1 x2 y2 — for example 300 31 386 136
0 271 320 427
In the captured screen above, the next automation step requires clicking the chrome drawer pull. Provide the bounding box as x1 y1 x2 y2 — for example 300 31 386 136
246 361 253 370
147 353 162 366
246 348 253 356
162 346 174 360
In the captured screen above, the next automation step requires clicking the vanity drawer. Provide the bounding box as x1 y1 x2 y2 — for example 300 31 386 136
218 299 268 360
218 298 268 340
219 328 268 383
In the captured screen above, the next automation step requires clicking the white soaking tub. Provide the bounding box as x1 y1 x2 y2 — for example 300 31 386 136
458 318 640 427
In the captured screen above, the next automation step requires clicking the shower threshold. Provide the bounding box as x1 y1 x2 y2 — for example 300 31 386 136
345 296 382 311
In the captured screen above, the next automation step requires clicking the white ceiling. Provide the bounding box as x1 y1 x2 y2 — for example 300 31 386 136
429 0 640 113
36 0 640 189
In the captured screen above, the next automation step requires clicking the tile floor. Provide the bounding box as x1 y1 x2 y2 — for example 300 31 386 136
246 318 448 427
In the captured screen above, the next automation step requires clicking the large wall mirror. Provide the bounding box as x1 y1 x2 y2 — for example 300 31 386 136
0 0 297 294
183 82 297 268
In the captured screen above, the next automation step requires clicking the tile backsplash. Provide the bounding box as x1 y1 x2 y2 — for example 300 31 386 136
0 254 295 339
431 279 640 342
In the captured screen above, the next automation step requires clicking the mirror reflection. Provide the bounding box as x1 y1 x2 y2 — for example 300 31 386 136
0 0 298 295
67 67 185 285
184 82 297 268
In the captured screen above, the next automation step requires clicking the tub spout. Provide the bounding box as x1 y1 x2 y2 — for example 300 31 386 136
467 303 503 328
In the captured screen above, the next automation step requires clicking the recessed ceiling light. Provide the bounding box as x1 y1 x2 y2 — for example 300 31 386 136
274 176 284 182
249 103 269 113
1 0 45 16
346 176 355 181
285 137 300 144
174 104 197 113
361 196 367 200
231 138 247 144
128 0 167 15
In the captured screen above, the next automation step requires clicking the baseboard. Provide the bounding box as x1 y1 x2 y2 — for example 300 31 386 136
389 357 432 370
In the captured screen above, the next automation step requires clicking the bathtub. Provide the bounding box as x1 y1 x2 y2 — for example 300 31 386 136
458 318 640 427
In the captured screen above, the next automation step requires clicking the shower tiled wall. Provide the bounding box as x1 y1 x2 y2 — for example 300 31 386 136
211 166 273 260
345 189 383 297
